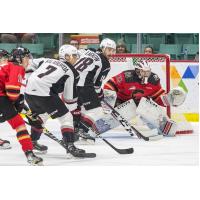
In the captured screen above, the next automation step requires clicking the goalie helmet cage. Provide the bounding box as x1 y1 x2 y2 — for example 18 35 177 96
109 53 193 134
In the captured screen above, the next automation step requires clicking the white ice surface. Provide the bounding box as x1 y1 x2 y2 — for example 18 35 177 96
0 120 199 166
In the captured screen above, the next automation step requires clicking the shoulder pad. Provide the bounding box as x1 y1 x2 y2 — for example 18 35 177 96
124 70 140 83
148 72 160 85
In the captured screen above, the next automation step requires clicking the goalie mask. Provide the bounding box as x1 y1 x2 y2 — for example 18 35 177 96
134 60 151 84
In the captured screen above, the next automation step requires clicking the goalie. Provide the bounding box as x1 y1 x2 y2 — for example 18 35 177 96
103 60 186 136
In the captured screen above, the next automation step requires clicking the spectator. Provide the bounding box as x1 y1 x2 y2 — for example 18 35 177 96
116 39 129 53
0 33 36 43
144 45 154 54
69 39 80 49
194 51 199 62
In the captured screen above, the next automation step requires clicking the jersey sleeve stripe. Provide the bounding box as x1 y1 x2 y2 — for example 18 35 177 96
151 90 165 101
151 88 165 98
6 92 20 100
5 85 21 90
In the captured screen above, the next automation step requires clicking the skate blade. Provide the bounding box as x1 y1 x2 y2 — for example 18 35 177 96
33 150 48 155
66 153 73 159
28 161 44 166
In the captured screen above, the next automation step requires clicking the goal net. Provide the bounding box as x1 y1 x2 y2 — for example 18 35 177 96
105 53 193 134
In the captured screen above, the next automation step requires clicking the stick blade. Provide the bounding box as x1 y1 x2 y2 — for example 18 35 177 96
117 147 134 154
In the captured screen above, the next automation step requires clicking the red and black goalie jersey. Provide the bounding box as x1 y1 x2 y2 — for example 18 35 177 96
104 70 166 106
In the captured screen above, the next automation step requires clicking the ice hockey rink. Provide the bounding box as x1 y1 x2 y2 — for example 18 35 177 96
0 119 199 166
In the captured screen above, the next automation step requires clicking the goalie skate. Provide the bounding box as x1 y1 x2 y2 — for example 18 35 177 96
25 150 43 166
0 139 11 150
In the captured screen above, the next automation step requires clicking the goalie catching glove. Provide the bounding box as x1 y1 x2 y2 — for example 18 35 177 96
161 87 186 107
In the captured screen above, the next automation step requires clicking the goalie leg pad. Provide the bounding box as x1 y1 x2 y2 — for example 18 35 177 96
82 100 137 134
136 97 177 136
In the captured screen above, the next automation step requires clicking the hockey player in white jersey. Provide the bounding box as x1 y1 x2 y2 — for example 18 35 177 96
25 45 95 158
62 38 117 139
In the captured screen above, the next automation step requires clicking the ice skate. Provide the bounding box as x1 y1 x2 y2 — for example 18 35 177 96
25 150 43 166
66 142 96 158
33 141 48 154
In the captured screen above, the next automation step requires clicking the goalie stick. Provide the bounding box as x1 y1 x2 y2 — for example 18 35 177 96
80 121 134 154
102 100 163 141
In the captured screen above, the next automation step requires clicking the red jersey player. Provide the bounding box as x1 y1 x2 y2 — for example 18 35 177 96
0 49 12 149
104 60 166 107
0 47 43 165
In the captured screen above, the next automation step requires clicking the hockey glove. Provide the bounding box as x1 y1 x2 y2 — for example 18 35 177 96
26 112 43 129
71 108 81 132
14 94 25 113
161 87 186 107
132 89 145 105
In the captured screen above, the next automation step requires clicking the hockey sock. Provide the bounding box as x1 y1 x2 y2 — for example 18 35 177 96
61 127 75 143
31 126 43 141
7 114 33 152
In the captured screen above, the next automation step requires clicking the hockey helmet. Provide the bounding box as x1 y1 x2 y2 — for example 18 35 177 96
59 45 78 60
134 60 151 83
100 38 116 50
135 60 151 71
10 47 31 64
0 49 10 59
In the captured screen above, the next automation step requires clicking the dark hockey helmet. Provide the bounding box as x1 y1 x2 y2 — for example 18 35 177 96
10 47 31 64
0 49 10 59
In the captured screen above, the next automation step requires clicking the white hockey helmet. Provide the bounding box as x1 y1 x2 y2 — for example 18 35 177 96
100 38 116 50
59 45 78 60
135 60 151 71
134 60 151 83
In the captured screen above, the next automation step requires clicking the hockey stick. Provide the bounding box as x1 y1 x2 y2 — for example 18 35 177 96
23 105 133 154
80 121 134 154
22 106 67 148
102 100 162 141
25 120 66 148
23 108 96 158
